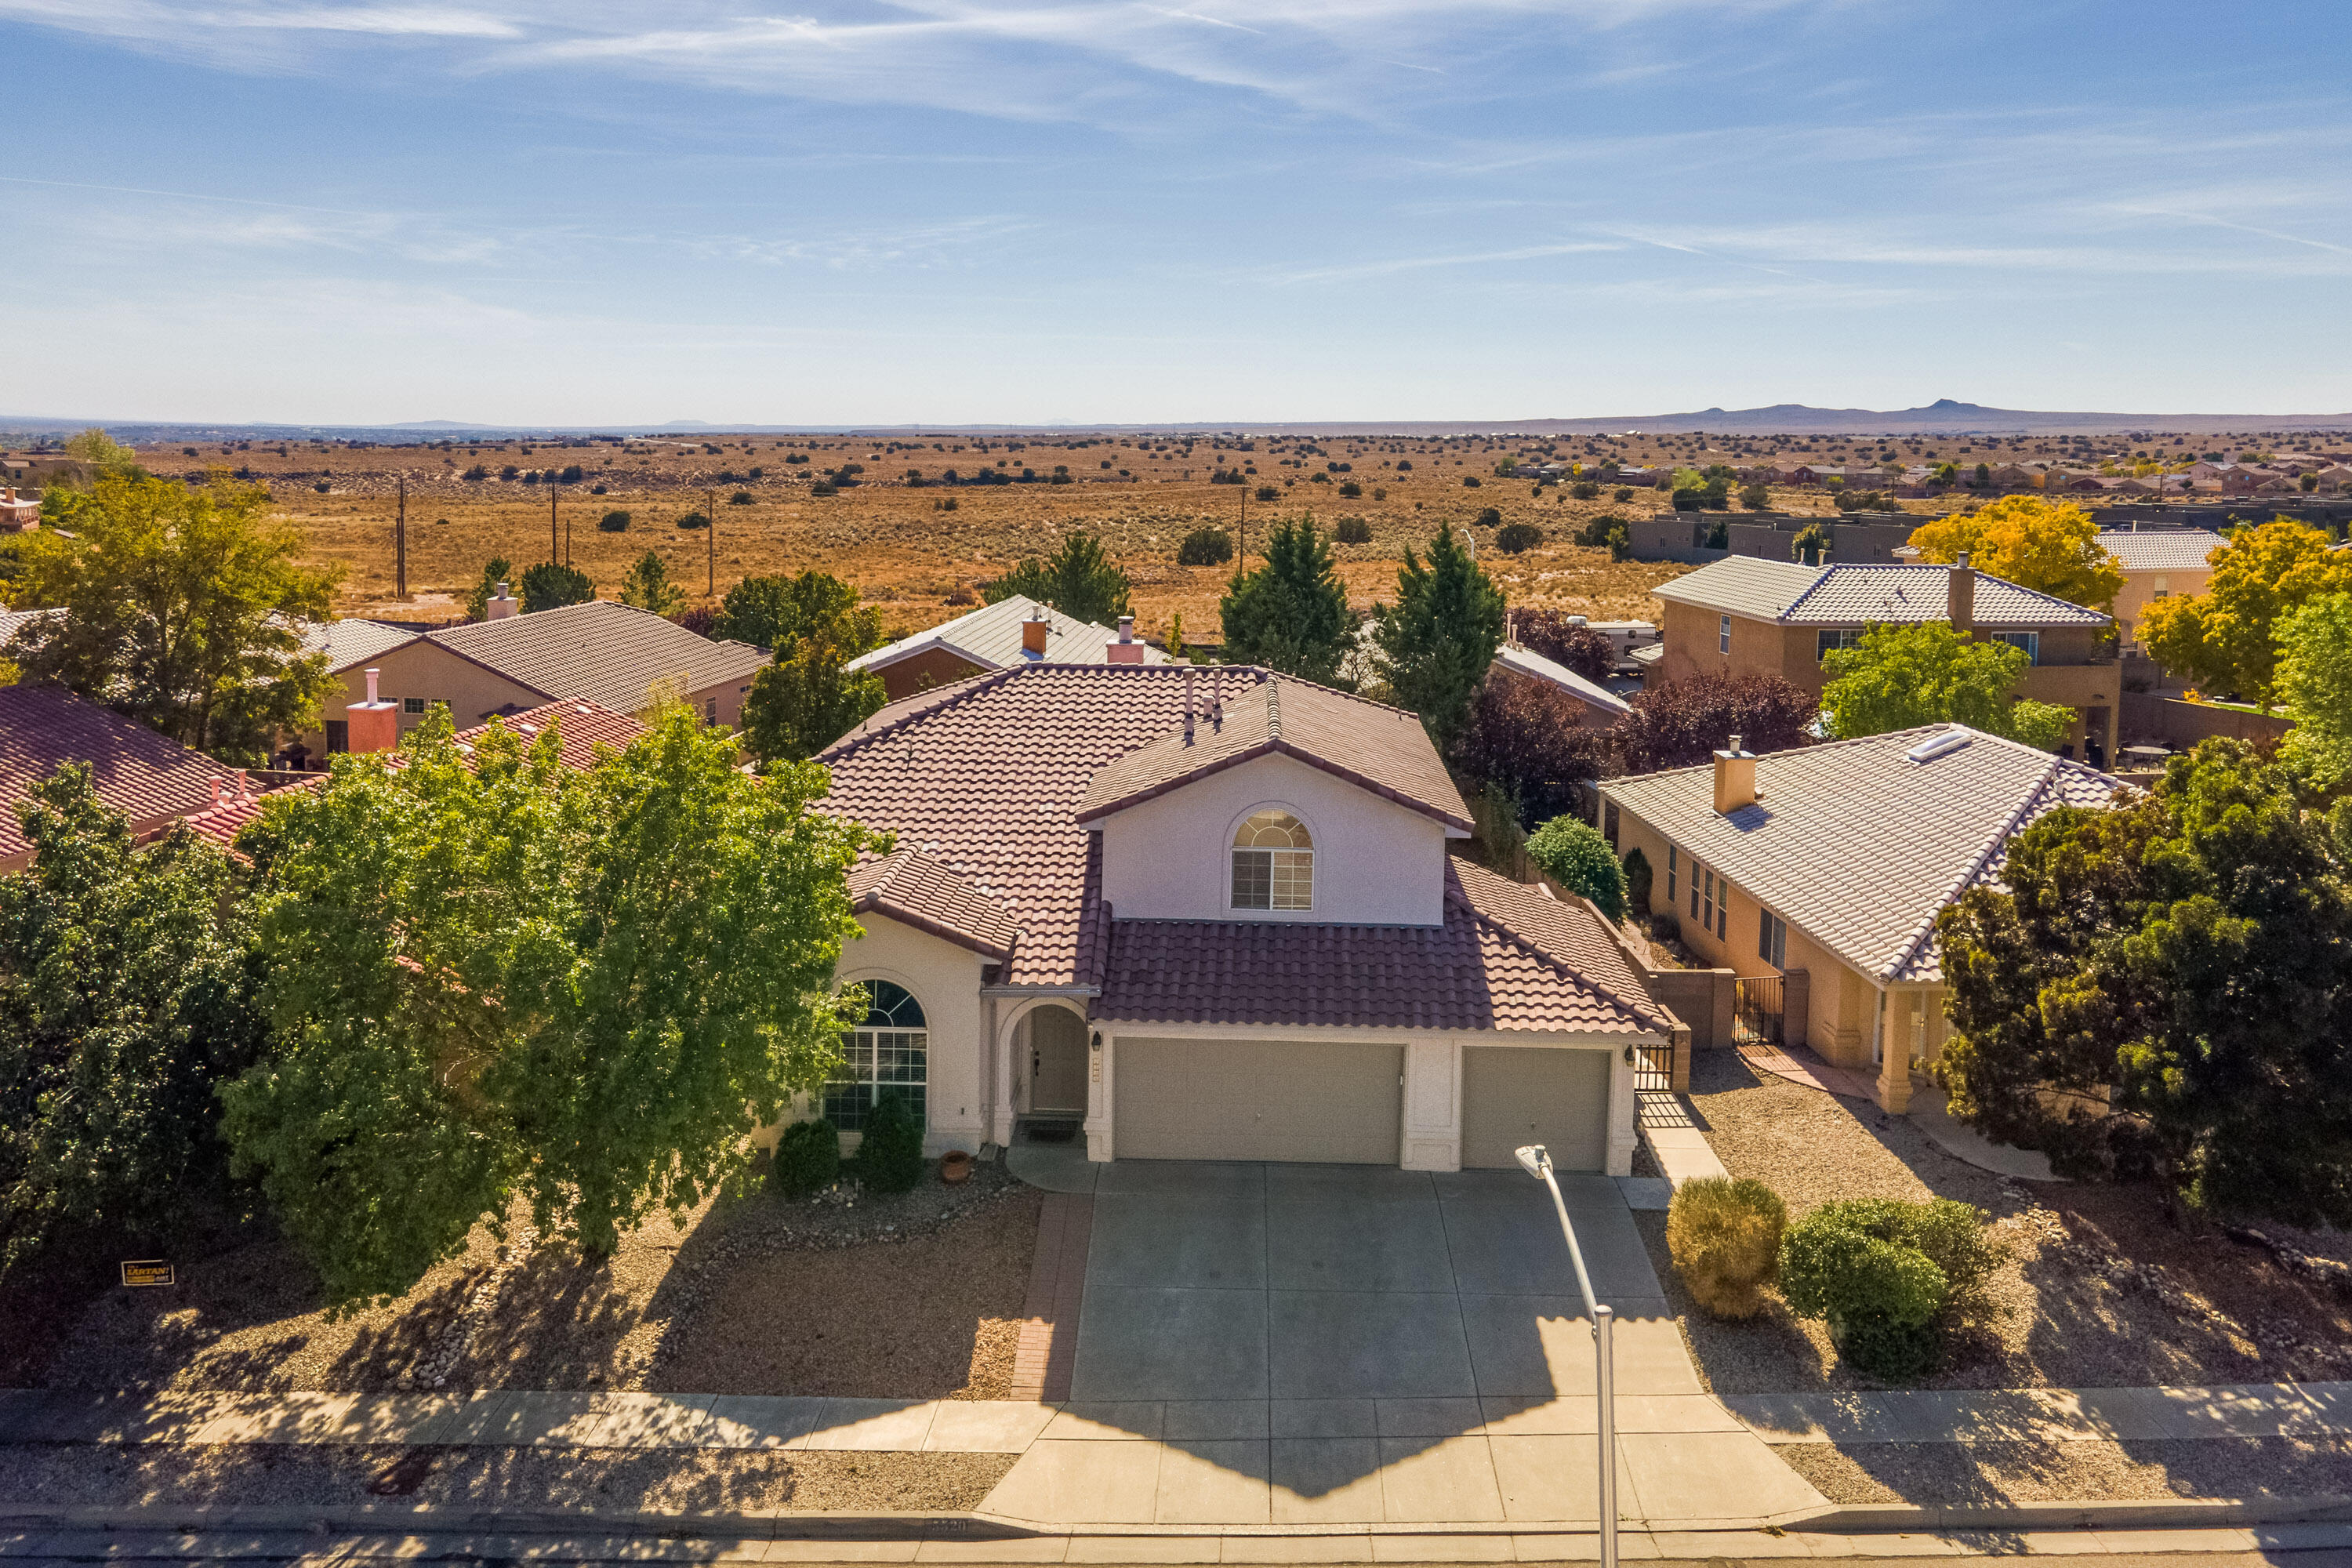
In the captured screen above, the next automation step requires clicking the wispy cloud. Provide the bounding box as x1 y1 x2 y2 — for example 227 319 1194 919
1271 240 1624 284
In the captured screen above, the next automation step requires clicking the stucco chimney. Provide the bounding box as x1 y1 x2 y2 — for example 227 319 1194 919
347 666 401 754
1948 551 1976 636
1107 613 1144 664
486 581 520 620
1712 733 1757 815
1021 607 1050 656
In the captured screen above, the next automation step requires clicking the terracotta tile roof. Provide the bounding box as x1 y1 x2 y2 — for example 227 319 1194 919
849 848 1022 960
846 593 1166 676
1656 558 2110 628
1074 674 1471 832
1094 857 1665 1034
1599 724 2122 984
429 600 770 713
0 684 238 865
2098 529 2227 572
182 700 647 853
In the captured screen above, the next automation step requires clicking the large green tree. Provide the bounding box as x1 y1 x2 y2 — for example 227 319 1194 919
0 767 267 1268
1370 523 1505 750
2278 592 2352 788
619 550 685 618
2138 517 2352 709
11 474 337 764
982 533 1131 626
466 557 514 621
222 704 876 1308
1821 622 2074 750
742 625 890 764
711 570 884 656
1905 497 2125 612
1219 516 1354 687
1936 740 2352 1225
518 561 595 612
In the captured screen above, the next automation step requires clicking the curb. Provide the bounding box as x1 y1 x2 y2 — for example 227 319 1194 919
1785 1496 2352 1533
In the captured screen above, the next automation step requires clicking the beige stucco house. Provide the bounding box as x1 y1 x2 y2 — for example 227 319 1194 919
1598 725 2121 1113
805 662 1675 1173
2096 528 2224 648
844 593 1165 702
1652 554 2122 764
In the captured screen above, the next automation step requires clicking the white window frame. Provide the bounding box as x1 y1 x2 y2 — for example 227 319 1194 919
1229 805 1315 913
1719 615 1732 655
1759 909 1787 970
826 975 928 1133
1990 630 2040 665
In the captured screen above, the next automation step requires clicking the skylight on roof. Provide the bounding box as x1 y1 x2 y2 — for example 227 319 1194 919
1905 729 1971 764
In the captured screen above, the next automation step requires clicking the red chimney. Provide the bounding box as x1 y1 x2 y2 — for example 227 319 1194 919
1021 607 1050 656
347 667 400 754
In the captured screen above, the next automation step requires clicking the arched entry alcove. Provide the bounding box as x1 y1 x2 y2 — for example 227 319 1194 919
1019 1003 1090 1120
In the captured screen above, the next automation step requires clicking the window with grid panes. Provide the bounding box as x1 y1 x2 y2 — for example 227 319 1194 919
824 980 927 1131
1232 809 1312 910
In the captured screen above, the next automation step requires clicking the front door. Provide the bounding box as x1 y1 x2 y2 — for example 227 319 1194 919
1029 1007 1089 1114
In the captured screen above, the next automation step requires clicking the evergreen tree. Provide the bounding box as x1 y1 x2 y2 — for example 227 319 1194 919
466 557 514 621
518 561 595 612
982 533 1131 626
1370 524 1505 750
619 550 685 618
1219 516 1355 687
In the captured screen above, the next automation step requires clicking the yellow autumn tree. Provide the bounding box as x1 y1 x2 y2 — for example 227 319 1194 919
1904 497 2124 613
2138 517 2352 710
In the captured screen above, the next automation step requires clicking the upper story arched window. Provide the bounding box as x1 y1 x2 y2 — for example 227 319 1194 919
1232 809 1313 911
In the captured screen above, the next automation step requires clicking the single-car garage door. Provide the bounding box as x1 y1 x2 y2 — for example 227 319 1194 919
1460 1047 1611 1171
1115 1037 1403 1164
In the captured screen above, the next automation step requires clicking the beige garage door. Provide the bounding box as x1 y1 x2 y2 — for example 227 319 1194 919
1114 1037 1403 1164
1461 1047 1612 1171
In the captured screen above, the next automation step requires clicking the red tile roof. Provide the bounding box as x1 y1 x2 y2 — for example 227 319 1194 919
817 663 1667 1036
849 848 1022 960
1075 673 1472 832
0 685 238 865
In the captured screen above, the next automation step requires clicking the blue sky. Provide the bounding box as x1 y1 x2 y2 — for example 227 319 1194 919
3 0 2347 426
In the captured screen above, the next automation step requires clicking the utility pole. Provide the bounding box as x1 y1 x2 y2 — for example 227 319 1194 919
550 478 560 564
706 480 715 597
1238 483 1247 569
394 476 407 599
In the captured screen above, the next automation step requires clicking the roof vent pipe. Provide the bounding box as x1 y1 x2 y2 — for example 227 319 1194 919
1183 667 1196 743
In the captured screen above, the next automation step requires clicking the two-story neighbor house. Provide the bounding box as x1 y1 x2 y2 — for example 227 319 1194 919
1599 725 2121 1115
2096 528 2224 647
1652 555 2121 764
808 662 1674 1174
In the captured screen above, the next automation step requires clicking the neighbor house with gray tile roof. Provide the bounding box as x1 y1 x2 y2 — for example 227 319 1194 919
844 593 1165 701
1651 555 2124 765
803 661 1673 1174
1598 724 2121 1114
2096 528 2225 647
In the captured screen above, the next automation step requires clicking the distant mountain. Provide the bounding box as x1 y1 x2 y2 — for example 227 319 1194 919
386 419 503 430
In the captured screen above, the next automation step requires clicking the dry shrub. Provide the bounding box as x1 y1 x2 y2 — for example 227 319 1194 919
1667 1175 1788 1318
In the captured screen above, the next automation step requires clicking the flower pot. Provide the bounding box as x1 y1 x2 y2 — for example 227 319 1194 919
940 1150 973 1185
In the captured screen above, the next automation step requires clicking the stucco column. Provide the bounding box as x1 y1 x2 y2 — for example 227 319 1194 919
1606 1044 1637 1177
1874 989 1912 1114
1083 1026 1112 1163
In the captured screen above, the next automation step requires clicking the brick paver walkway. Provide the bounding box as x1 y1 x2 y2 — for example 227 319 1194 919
1010 1191 1094 1403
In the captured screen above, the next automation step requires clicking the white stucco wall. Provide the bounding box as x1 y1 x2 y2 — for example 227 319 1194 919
831 914 990 1156
1094 752 1460 927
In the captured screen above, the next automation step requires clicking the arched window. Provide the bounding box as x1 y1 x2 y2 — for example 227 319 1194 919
1232 809 1313 910
824 980 927 1132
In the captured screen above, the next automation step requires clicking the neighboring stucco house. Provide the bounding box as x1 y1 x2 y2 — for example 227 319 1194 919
1489 642 1632 725
1599 725 2121 1114
806 662 1674 1173
2096 528 2224 647
290 601 769 761
1652 554 2122 764
845 593 1166 702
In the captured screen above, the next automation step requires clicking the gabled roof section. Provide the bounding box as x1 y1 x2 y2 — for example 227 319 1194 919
0 684 238 863
845 593 1166 677
1599 725 2122 984
1491 644 1632 717
2098 528 2227 572
299 618 421 673
429 600 771 714
848 848 1022 960
1656 558 2110 628
1074 673 1472 833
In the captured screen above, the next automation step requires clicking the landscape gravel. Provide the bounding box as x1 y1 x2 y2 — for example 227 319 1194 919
0 1442 1014 1513
1778 1437 2352 1506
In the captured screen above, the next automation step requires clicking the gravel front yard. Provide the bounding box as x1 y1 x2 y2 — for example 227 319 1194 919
0 1442 1014 1513
29 1160 1042 1400
1780 1437 2352 1506
1645 1050 2352 1395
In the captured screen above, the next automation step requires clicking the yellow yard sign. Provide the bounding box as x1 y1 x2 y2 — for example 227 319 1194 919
119 1261 175 1288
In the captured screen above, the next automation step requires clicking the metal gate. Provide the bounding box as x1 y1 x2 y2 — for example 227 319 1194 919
1733 976 1784 1047
1632 1039 1675 1093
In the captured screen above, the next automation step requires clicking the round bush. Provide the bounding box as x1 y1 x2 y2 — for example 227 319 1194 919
1494 522 1543 554
810 482 839 497
1526 816 1628 920
1177 526 1233 566
1338 481 1362 498
857 1091 927 1194
597 509 632 532
729 489 754 505
1334 516 1372 544
1667 1176 1787 1318
1571 481 1601 500
1474 506 1504 528
1779 1199 1984 1378
677 510 710 529
771 1117 840 1199
1613 487 1635 502
1254 485 1278 502
1462 475 1482 488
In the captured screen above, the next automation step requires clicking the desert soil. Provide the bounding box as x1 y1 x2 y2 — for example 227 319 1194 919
1640 1049 2352 1396
1780 1436 2352 1506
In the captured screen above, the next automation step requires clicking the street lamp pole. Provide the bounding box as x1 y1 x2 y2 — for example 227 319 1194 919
1515 1144 1617 1568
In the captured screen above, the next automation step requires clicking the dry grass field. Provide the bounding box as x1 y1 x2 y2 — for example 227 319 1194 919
121 430 1890 640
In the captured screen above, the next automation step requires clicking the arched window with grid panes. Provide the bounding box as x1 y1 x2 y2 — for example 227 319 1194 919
1231 809 1313 910
825 980 927 1132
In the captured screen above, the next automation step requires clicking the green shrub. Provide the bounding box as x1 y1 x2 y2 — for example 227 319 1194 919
1570 481 1601 500
729 489 754 505
1613 487 1635 503
1526 816 1628 920
1779 1197 1994 1378
810 482 838 497
857 1091 926 1193
1667 1177 1787 1318
1335 516 1372 544
1621 845 1653 914
1474 506 1504 528
677 510 710 528
1177 527 1233 566
598 509 631 532
1338 480 1362 498
772 1117 840 1198
1494 522 1543 554
1255 485 1278 501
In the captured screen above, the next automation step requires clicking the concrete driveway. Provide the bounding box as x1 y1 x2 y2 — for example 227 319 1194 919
983 1160 1825 1527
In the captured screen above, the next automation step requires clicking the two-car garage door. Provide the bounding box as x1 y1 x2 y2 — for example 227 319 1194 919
1112 1036 1613 1171
1115 1038 1403 1164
